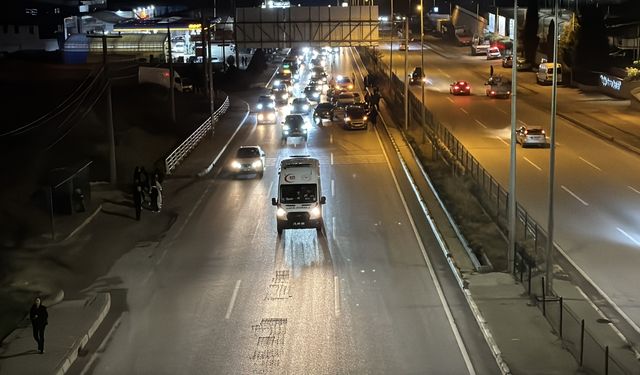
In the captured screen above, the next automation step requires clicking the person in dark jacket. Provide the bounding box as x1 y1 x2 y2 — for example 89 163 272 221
133 185 143 220
30 297 48 354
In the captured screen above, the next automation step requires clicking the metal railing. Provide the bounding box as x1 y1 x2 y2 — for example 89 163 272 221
164 95 230 175
357 46 636 375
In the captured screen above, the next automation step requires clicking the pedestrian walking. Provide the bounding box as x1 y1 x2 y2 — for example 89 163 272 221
133 185 143 220
139 167 150 192
30 297 48 354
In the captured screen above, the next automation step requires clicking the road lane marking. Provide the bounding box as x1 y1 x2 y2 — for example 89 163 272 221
225 280 242 320
332 216 336 240
579 157 602 172
561 185 589 206
373 127 476 375
617 228 640 247
459 107 469 115
331 152 334 165
519 120 527 126
628 185 640 195
474 119 487 129
437 68 451 78
331 179 335 197
267 181 274 198
523 157 542 171
496 136 509 146
334 276 341 316
446 97 454 103
497 108 508 115
330 134 334 144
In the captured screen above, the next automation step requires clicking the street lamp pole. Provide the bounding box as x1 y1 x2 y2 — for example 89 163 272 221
507 0 518 273
545 0 560 295
404 17 409 130
389 0 394 83
419 3 425 136
167 26 176 124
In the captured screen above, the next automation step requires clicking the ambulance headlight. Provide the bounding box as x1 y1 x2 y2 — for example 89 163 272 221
231 161 241 169
276 207 287 217
310 206 321 219
258 113 264 121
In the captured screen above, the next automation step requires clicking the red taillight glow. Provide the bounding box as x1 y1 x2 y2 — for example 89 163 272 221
491 91 496 95
454 86 459 90
466 86 470 89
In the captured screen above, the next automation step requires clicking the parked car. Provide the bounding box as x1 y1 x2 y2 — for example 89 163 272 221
399 41 408 51
516 126 547 148
502 55 526 69
486 46 502 60
537 62 563 85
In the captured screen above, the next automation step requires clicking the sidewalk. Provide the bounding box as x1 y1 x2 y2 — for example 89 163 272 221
0 99 251 375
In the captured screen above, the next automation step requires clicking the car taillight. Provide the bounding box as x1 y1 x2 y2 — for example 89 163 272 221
466 86 470 89
454 86 459 90
491 91 495 95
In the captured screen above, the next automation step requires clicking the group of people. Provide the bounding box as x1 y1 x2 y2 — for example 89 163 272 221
133 166 164 221
363 77 381 125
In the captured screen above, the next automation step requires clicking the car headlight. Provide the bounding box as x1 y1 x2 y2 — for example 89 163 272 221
311 72 316 77
282 94 288 99
274 80 281 86
348 84 353 90
268 103 275 108
268 112 276 120
344 116 350 122
312 92 319 98
270 94 275 99
303 104 309 111
231 161 241 169
363 116 368 120
252 160 263 169
276 207 287 217
258 113 264 120
283 125 290 130
310 206 321 219
257 103 263 110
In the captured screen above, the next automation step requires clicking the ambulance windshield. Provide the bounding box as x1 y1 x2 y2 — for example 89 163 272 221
280 184 317 204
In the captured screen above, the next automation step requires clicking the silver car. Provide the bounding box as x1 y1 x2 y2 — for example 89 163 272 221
516 126 547 148
230 146 266 178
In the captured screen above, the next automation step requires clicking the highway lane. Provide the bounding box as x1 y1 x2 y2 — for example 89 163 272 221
83 49 499 374
377 39 640 333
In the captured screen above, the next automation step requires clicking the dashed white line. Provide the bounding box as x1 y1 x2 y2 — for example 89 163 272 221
519 120 527 126
459 107 469 115
496 108 508 115
617 228 640 247
330 134 334 144
331 179 335 197
447 97 455 103
331 216 336 240
334 276 341 316
628 185 640 195
523 157 542 171
225 280 242 320
474 119 487 129
437 68 451 78
496 136 509 146
561 185 589 206
330 152 334 165
579 157 602 172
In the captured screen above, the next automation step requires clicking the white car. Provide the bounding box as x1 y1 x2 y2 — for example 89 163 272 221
486 46 501 60
230 146 266 178
516 126 547 148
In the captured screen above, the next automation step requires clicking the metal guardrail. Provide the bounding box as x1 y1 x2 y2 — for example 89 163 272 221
164 95 230 175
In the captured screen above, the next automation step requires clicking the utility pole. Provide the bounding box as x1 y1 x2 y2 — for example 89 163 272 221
167 26 176 124
389 0 394 83
208 21 216 138
507 0 518 273
419 2 425 137
404 17 409 130
545 0 560 296
87 32 121 185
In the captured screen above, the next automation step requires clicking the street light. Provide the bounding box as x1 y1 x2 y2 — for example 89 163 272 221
418 1 425 140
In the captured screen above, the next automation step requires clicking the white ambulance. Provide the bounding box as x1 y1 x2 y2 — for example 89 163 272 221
271 156 326 235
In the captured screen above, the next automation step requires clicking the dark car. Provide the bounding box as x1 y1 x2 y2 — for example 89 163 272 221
409 67 425 85
311 67 327 82
290 97 312 115
304 84 322 102
449 80 471 95
271 87 289 106
343 105 368 130
313 102 334 123
281 114 309 142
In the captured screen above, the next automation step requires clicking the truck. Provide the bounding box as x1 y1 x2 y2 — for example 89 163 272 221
271 156 326 235
454 27 473 46
138 66 193 92
484 75 511 99
470 34 490 55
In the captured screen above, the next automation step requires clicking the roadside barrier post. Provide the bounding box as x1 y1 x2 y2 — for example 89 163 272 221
559 297 563 339
580 319 585 366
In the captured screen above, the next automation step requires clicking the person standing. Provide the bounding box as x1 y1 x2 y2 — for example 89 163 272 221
30 297 48 354
133 185 143 220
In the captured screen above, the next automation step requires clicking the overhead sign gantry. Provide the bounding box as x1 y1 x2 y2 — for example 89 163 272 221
235 6 379 48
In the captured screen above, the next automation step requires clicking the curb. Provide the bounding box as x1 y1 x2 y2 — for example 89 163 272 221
197 99 251 177
55 292 111 375
557 112 640 157
61 203 103 243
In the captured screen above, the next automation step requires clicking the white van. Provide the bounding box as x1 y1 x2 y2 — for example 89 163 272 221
536 62 562 85
138 66 193 92
271 156 326 235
